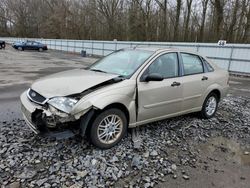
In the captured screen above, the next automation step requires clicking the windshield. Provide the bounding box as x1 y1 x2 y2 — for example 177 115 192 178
89 50 154 77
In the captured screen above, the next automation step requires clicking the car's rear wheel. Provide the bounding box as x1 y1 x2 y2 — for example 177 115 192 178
200 93 219 119
89 108 127 149
38 48 43 52
18 47 23 51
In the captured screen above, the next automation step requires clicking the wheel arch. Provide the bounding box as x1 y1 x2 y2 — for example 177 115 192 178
102 103 130 124
79 102 130 137
208 89 221 101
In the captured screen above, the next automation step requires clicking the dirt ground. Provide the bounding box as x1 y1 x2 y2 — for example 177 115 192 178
0 46 250 188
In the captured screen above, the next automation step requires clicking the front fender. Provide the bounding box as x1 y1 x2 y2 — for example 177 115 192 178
71 94 137 125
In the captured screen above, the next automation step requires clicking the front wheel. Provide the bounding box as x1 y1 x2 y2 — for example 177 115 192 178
89 108 127 149
18 47 23 51
200 93 219 119
38 48 43 52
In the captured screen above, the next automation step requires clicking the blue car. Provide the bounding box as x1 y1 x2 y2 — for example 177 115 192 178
12 40 48 52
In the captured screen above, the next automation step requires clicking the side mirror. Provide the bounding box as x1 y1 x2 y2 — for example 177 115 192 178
144 73 164 82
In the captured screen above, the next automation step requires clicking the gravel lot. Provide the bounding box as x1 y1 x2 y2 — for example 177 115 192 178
0 46 250 188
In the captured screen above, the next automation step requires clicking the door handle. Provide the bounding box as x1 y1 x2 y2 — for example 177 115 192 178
171 81 181 87
202 76 208 81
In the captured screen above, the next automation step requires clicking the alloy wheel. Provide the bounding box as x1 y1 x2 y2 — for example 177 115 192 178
97 114 123 144
205 96 217 116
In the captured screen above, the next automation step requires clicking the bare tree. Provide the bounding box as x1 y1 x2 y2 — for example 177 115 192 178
0 0 248 43
243 1 250 43
198 0 209 42
226 0 239 42
96 0 123 39
155 0 168 40
183 0 193 40
212 0 225 40
173 0 182 41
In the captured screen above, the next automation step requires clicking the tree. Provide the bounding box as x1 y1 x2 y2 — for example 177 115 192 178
155 0 168 40
212 0 225 40
243 1 250 43
173 0 182 41
0 0 248 43
183 0 193 40
199 0 209 42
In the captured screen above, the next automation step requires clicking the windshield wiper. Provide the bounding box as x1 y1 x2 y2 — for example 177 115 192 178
90 69 107 73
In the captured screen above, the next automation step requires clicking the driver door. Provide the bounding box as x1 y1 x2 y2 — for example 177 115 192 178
137 52 183 123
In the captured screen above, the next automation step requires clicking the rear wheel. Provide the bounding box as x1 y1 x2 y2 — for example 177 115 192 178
38 48 43 52
89 108 127 149
200 93 219 119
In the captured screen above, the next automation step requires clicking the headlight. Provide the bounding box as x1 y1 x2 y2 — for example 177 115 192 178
48 97 78 113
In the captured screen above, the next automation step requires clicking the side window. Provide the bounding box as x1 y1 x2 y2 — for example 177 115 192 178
147 53 179 78
202 57 214 72
181 53 204 75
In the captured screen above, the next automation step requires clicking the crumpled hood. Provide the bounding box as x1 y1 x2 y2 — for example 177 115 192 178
31 69 119 98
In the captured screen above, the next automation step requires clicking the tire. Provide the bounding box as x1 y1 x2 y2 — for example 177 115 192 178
38 48 43 52
200 93 219 119
89 108 127 149
18 47 23 51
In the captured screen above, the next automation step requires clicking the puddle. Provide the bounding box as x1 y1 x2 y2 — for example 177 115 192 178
200 136 250 166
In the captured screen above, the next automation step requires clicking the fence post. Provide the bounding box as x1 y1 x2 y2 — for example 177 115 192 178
92 41 94 55
228 46 234 71
74 41 76 53
102 42 104 56
81 40 83 54
196 44 199 52
61 40 62 51
67 40 69 52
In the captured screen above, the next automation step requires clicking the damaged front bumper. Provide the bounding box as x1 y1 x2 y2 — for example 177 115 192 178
21 92 41 134
20 91 83 136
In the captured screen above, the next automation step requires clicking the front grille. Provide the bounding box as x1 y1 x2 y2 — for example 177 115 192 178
27 89 46 104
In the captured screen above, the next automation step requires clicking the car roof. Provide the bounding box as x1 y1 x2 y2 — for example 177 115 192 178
133 46 220 70
26 40 39 43
125 46 200 54
126 47 174 52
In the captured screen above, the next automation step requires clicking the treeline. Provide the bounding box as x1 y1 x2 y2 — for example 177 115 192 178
0 0 249 43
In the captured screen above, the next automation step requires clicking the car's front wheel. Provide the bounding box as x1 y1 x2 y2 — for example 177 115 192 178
200 93 219 119
38 48 43 52
18 47 23 51
89 108 127 149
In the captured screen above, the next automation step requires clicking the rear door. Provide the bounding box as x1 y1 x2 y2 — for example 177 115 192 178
137 52 183 123
32 42 39 50
180 53 207 112
25 41 33 50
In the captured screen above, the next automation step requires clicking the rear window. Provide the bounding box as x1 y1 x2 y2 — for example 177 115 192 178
181 53 204 75
202 58 214 72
